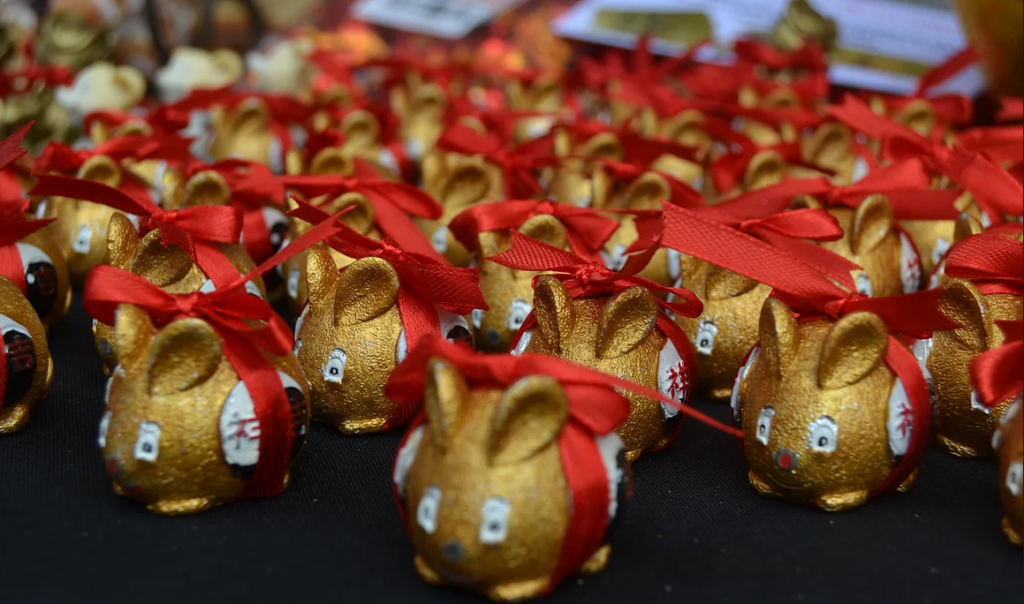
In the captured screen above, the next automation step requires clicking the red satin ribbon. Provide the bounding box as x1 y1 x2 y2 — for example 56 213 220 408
957 126 1023 165
710 141 826 195
943 232 1023 296
35 135 193 174
447 199 620 262
971 320 1023 407
0 124 31 173
828 95 1023 219
0 204 56 293
733 39 828 72
591 157 705 208
170 88 311 125
997 97 1023 123
267 169 444 260
436 124 556 198
0 64 73 96
30 174 244 288
82 108 192 138
289 200 487 350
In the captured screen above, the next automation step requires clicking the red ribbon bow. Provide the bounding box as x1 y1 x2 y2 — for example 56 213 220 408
828 95 1023 220
591 156 705 208
289 201 487 350
944 232 1023 296
436 124 557 198
971 321 1023 407
82 107 193 138
0 125 54 293
447 199 620 262
83 207 348 498
29 175 244 288
267 168 443 260
710 140 829 195
35 135 194 174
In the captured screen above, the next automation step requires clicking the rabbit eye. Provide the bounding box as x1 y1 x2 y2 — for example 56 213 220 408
756 406 775 446
322 348 347 383
1007 462 1023 497
417 485 442 535
97 411 112 449
72 224 93 253
479 497 512 545
695 319 718 355
854 272 873 297
510 329 532 356
506 298 532 331
133 421 161 462
808 416 838 453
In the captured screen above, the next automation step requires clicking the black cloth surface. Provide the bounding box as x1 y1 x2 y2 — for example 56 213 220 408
1 294 1020 604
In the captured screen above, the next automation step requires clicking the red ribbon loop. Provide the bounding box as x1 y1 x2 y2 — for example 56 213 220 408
448 199 620 261
944 233 1024 296
30 174 244 287
971 320 1024 407
489 230 703 320
289 200 487 350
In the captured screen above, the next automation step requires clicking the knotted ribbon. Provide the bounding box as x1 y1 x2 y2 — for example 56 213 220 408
264 168 443 260
289 201 487 351
83 211 347 498
871 47 979 128
970 321 1023 407
660 203 959 493
447 199 620 262
29 174 244 288
436 124 556 198
943 232 1023 296
828 95 1023 220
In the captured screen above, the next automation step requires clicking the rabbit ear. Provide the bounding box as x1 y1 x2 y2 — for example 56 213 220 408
760 297 799 380
439 160 492 213
622 172 670 210
953 212 983 243
114 303 156 367
78 154 122 187
210 49 244 82
578 132 622 159
895 99 936 138
818 312 889 389
939 278 996 353
405 83 445 147
147 318 223 396
333 257 399 325
533 275 575 354
802 123 852 171
306 245 339 311
309 147 354 175
112 66 146 107
424 357 466 451
325 192 376 235
106 213 140 270
519 214 568 250
745 150 785 190
489 375 568 465
852 194 895 255
705 266 759 301
597 286 659 360
227 99 271 136
790 194 822 211
340 109 381 152
182 170 231 206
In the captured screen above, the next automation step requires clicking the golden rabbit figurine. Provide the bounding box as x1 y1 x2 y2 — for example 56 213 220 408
99 304 309 515
516 276 692 461
418 155 503 267
995 400 1023 545
92 213 265 375
0 275 52 433
734 298 924 511
1 213 72 331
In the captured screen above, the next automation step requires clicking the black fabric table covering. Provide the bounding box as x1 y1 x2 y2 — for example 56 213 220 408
1 294 1020 603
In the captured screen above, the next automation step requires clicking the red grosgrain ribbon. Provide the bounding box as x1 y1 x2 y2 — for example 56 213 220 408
0 203 56 293
943 233 1023 296
447 199 620 262
971 321 1024 407
268 170 443 260
83 209 348 497
591 157 705 208
828 95 1023 220
387 335 738 590
29 174 244 288
436 124 554 198
289 200 487 350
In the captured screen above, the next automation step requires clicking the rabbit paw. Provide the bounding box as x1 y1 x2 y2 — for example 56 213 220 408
486 578 551 602
816 491 868 512
0 404 30 434
748 471 781 497
148 498 213 515
935 434 985 458
896 469 918 493
1002 517 1022 547
414 555 443 586
579 544 611 575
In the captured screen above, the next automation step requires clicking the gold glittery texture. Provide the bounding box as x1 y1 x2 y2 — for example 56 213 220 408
0 277 53 434
737 298 904 511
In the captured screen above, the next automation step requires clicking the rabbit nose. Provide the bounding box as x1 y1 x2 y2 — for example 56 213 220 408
775 449 798 471
441 539 465 564
486 328 501 346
